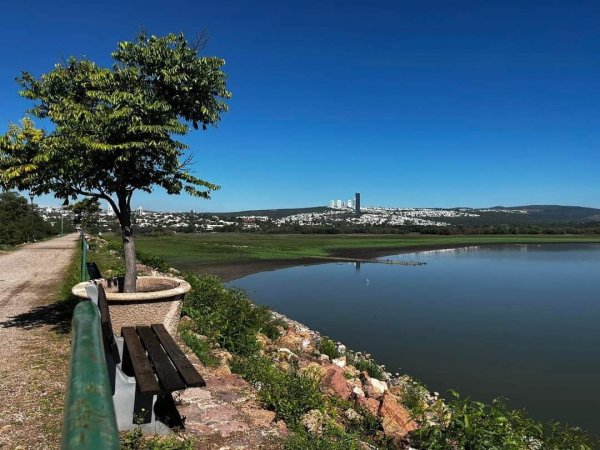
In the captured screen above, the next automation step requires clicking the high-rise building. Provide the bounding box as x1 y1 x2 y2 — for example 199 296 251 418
329 200 335 208
355 193 361 214
336 199 343 208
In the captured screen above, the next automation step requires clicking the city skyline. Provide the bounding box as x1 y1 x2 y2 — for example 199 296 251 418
1 1 600 211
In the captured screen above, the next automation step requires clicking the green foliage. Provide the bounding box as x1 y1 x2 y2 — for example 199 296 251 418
68 198 101 232
410 391 599 450
316 337 339 359
0 191 55 244
231 355 323 425
348 355 385 380
0 31 231 286
282 425 363 450
179 327 219 368
120 427 195 450
136 251 170 273
183 275 281 356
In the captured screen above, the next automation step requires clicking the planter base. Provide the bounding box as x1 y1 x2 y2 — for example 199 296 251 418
72 276 191 336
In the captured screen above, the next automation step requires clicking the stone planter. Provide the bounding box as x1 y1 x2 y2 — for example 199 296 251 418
72 276 191 336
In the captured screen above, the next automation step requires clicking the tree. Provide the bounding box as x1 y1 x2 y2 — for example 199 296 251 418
69 197 101 232
0 32 231 291
0 191 54 245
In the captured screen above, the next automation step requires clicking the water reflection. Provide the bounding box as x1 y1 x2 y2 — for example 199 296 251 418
231 244 600 435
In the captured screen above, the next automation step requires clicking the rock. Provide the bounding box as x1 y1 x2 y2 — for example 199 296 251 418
378 393 418 440
356 396 381 417
256 333 271 348
213 348 233 366
332 356 347 368
360 371 388 399
337 344 347 354
277 347 299 363
344 408 363 422
320 366 351 399
318 354 330 363
299 362 327 378
352 385 366 398
301 409 324 436
276 420 289 436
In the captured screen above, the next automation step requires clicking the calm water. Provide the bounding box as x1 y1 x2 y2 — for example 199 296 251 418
230 244 600 435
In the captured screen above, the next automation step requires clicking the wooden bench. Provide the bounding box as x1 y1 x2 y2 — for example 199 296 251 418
85 283 205 432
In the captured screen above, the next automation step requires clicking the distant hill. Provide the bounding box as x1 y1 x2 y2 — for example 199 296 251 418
444 205 600 226
203 206 330 219
201 204 600 226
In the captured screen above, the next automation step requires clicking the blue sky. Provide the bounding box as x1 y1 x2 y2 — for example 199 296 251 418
1 0 599 211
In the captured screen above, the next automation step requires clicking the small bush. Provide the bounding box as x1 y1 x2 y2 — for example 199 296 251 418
179 328 219 367
121 428 195 450
410 391 599 450
136 251 170 273
183 275 282 356
349 356 385 380
316 337 339 359
282 425 363 450
231 355 323 425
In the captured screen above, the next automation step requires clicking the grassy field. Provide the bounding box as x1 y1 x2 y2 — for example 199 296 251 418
123 233 600 279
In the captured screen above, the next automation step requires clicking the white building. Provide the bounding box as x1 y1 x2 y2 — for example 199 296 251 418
347 199 354 208
330 200 335 208
336 199 343 208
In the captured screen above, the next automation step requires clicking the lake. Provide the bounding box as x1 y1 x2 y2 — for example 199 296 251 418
230 243 600 435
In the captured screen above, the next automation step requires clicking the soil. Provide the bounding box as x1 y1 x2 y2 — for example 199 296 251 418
0 234 79 449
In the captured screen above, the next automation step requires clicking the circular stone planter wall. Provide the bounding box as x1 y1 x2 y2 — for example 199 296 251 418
72 276 191 336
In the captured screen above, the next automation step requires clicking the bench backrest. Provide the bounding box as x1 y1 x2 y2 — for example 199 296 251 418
97 284 121 364
86 262 103 280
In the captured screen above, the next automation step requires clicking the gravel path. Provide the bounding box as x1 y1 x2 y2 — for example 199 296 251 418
0 234 78 449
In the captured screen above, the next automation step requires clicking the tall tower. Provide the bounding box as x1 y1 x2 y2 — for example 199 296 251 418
355 193 361 214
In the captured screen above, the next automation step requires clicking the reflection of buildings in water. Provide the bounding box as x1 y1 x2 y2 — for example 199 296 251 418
355 261 361 272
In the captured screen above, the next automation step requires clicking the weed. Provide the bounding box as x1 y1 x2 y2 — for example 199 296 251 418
316 337 339 359
183 275 281 356
179 328 219 367
231 355 323 425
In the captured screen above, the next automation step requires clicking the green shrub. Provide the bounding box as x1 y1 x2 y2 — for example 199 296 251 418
183 275 281 356
349 356 385 380
136 251 170 273
410 391 599 450
179 328 219 367
231 355 323 425
316 337 339 359
282 425 363 450
121 428 195 450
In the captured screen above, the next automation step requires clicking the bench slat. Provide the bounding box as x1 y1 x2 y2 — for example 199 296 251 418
121 327 161 395
136 326 186 392
151 324 206 388
98 285 120 364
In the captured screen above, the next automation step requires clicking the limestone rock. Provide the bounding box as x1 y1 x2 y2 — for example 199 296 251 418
360 371 388 399
344 408 363 422
378 393 418 440
352 385 366 399
318 353 330 363
332 356 347 368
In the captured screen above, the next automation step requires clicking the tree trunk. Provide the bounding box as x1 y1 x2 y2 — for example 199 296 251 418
121 224 137 293
118 193 136 293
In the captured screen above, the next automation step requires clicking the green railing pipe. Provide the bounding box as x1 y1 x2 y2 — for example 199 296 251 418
61 301 119 450
80 235 88 282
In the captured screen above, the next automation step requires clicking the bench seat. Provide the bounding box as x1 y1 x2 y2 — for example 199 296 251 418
85 282 204 432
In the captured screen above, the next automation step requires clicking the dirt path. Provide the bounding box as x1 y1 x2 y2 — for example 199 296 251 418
0 234 79 449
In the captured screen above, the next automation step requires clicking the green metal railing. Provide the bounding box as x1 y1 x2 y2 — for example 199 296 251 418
61 301 119 449
80 234 89 282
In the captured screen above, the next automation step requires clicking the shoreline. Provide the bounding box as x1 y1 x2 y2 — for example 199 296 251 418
194 240 598 281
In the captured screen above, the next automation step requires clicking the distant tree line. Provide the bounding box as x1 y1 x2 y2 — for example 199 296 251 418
0 192 58 245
